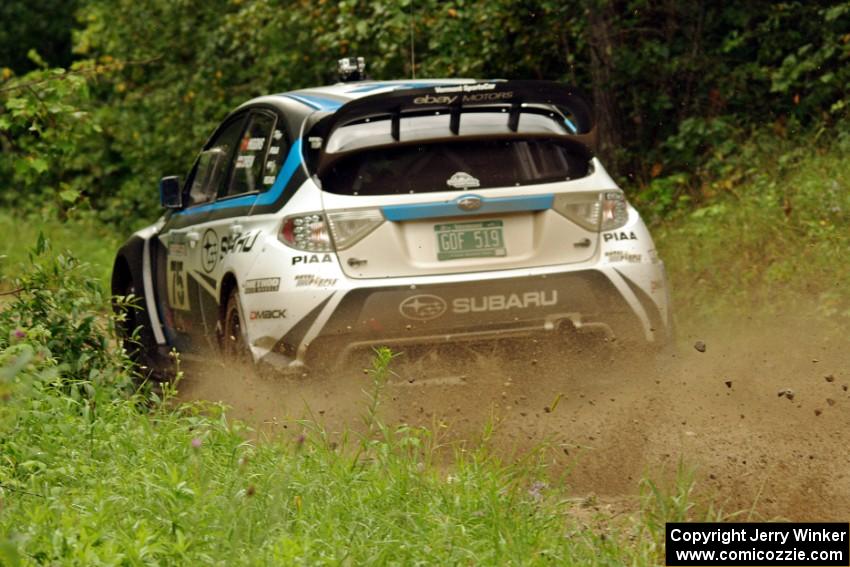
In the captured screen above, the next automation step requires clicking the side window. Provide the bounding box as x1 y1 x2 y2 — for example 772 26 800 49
264 123 289 187
187 149 226 206
225 111 277 198
187 116 245 206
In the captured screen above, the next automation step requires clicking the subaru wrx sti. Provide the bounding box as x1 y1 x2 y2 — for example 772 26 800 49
112 75 672 376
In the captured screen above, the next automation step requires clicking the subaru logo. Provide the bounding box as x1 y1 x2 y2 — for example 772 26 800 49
457 196 482 211
399 294 447 321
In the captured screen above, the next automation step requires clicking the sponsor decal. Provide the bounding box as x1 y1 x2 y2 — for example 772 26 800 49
201 229 219 273
266 161 276 172
434 83 497 94
249 309 287 320
168 242 187 257
399 294 447 321
292 254 334 265
604 250 642 263
650 280 664 293
461 91 513 103
447 172 481 190
268 145 280 155
235 154 255 169
412 90 514 106
295 274 338 288
647 248 660 264
220 231 259 256
413 94 458 105
273 129 283 141
603 231 638 242
263 175 276 185
246 137 265 151
452 290 558 313
245 277 280 294
202 229 260 272
167 260 190 310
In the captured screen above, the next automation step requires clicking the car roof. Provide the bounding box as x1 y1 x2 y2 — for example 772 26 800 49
242 79 480 113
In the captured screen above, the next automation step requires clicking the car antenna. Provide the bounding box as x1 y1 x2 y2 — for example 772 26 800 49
409 0 416 78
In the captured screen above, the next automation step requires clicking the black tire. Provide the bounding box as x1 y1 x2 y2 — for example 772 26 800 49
114 274 163 380
221 288 252 364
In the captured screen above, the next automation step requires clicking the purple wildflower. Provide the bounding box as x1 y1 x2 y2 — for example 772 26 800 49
191 437 202 449
528 481 547 502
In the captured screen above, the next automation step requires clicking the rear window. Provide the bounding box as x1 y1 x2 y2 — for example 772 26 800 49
319 138 590 196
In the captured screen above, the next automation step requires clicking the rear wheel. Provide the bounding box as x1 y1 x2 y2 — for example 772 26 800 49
221 288 252 364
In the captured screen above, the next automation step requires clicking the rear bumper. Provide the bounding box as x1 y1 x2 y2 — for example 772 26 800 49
265 267 668 370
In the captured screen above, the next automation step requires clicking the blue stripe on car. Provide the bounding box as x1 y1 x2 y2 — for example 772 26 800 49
345 82 456 93
381 194 554 222
283 94 343 111
177 139 304 215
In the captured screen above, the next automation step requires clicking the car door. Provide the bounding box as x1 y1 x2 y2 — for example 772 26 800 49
157 112 248 351
198 108 281 292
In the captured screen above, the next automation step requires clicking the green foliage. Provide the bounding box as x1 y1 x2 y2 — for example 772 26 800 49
0 237 129 386
656 125 850 327
0 0 78 74
0 60 116 217
2 1 849 224
0 248 684 564
0 210 121 290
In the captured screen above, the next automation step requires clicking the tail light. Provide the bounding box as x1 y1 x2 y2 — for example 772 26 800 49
279 209 384 251
279 213 333 252
553 191 628 231
599 192 628 231
326 209 384 250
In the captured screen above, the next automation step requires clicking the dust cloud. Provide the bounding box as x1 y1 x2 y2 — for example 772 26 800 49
178 312 850 521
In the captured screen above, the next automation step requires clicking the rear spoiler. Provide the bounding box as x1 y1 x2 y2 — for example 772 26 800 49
304 80 597 174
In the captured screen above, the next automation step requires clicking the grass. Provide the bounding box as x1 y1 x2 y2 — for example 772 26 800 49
0 209 123 291
0 319 681 565
654 128 850 330
0 247 693 565
0 379 648 565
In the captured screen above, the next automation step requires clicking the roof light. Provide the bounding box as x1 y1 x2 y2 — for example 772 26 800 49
338 57 366 83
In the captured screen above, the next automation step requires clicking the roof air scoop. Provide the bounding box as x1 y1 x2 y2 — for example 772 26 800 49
338 57 367 83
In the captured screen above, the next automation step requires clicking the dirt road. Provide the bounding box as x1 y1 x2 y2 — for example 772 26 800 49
178 314 850 521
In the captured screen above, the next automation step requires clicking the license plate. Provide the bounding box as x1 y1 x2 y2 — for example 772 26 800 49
435 220 506 261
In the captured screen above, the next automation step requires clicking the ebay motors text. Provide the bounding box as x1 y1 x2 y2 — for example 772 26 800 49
413 91 514 105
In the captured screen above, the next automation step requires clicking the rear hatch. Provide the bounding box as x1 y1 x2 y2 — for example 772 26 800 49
300 81 626 278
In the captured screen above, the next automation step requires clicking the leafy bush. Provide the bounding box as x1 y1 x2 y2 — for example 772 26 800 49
0 236 129 386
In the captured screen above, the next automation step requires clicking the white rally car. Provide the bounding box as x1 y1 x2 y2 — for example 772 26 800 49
112 76 672 377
